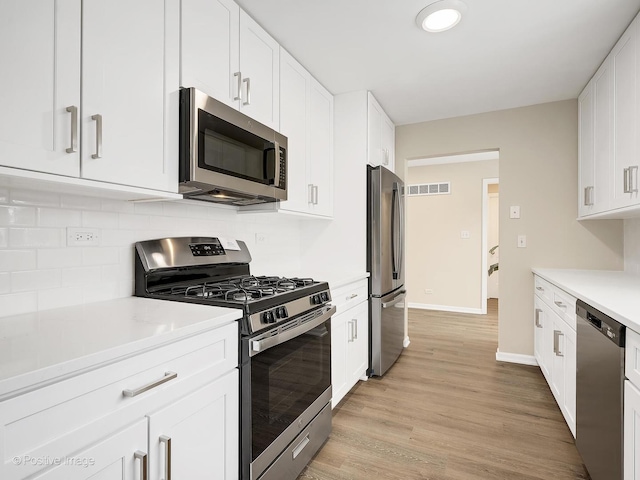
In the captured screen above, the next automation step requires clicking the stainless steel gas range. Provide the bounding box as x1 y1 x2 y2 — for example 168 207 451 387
134 237 334 480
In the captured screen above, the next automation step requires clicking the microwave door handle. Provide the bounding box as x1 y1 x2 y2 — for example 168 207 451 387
273 141 281 187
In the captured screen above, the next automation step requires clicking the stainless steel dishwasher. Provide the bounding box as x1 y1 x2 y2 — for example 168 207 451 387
576 299 625 480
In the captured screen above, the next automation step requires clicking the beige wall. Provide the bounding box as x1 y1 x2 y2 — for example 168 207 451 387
397 100 624 357
407 160 498 311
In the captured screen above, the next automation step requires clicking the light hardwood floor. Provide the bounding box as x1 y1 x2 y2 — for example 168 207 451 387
298 300 589 480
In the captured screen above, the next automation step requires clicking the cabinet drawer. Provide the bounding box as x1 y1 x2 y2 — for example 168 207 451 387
626 329 640 387
534 275 576 330
0 322 238 479
534 276 553 303
331 279 368 313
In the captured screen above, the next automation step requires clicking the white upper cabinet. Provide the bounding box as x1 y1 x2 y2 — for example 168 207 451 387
181 1 279 129
0 0 80 177
0 0 179 194
278 48 333 218
578 13 640 218
367 92 395 172
81 0 178 192
181 0 240 109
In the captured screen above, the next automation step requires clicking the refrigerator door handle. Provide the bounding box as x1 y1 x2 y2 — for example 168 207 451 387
398 185 404 280
391 183 400 280
381 290 407 308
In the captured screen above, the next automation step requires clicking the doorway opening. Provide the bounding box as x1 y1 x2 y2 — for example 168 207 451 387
482 178 499 314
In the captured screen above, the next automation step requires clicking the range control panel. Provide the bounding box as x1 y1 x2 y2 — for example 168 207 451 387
189 242 226 256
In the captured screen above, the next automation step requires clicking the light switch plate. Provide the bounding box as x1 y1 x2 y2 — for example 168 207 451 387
461 230 470 239
517 235 527 248
510 206 521 219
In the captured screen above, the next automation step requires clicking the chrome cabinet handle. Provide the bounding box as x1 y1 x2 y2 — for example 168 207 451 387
534 308 542 328
347 293 358 300
123 372 178 397
631 166 639 193
554 300 566 309
91 114 103 159
242 77 251 106
624 167 630 193
353 318 358 340
348 320 354 342
233 72 242 101
65 106 78 153
584 186 595 206
134 451 148 480
535 286 544 292
308 184 314 204
553 330 564 357
160 436 171 480
313 185 319 205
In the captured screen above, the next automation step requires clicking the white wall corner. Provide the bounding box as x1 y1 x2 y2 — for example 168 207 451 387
403 336 410 348
495 349 538 366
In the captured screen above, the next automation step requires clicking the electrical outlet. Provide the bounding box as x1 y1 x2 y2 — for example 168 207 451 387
255 233 267 244
67 227 100 246
460 230 470 239
424 289 434 294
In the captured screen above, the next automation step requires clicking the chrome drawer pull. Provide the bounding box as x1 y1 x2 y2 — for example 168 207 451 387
554 300 566 309
535 286 544 292
347 293 358 300
123 372 178 397
65 106 78 153
160 435 172 480
535 308 542 328
553 330 564 356
134 451 148 480
292 434 310 459
91 114 103 159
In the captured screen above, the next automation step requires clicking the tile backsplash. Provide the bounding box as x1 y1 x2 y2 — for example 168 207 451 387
625 218 640 274
0 187 302 317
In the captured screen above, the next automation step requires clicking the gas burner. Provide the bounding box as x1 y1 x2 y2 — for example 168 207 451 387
224 288 263 302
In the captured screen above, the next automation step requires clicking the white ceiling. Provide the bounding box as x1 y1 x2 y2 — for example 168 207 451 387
235 0 640 125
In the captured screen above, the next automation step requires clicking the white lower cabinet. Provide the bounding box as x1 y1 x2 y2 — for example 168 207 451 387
0 323 238 480
331 279 369 408
625 380 640 480
533 275 576 437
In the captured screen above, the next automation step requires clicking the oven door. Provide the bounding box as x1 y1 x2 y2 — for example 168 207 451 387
241 305 334 480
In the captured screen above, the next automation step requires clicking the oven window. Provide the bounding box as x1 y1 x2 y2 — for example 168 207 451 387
251 321 331 461
198 109 274 184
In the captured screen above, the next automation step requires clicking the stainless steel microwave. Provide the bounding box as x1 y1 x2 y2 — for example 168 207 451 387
179 87 287 205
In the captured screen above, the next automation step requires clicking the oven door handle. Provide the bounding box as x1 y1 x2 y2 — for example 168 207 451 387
250 305 336 356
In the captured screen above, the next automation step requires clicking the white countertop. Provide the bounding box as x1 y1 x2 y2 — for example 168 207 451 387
0 297 242 398
532 269 640 331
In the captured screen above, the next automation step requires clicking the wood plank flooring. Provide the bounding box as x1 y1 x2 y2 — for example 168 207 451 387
298 300 589 480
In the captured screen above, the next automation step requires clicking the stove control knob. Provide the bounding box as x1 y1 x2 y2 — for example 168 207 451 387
277 307 287 318
321 292 329 302
311 295 320 305
263 311 275 323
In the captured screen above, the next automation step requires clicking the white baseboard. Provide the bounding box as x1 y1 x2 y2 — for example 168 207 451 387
407 302 483 315
495 349 538 366
403 336 410 348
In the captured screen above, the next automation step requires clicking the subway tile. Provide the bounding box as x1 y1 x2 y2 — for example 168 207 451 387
162 202 188 217
133 201 164 215
0 205 37 226
0 188 8 204
82 247 119 266
83 282 122 304
37 286 84 310
37 248 83 269
101 198 135 213
37 207 82 227
101 229 136 247
11 269 61 292
10 189 60 207
82 210 119 229
61 194 102 210
0 273 9 294
119 213 149 230
9 228 64 248
0 250 37 272
0 228 7 247
0 292 38 317
60 266 102 287
102 264 132 283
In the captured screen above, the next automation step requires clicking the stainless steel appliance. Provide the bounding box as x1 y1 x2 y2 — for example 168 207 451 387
179 88 287 205
367 165 406 376
134 237 333 480
576 299 625 480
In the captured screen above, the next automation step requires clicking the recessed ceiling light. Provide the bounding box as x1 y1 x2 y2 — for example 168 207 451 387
416 0 468 33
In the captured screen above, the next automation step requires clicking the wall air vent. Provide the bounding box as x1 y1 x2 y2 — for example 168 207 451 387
407 182 451 196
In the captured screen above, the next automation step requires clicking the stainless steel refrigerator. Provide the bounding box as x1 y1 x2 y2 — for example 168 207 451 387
367 165 406 376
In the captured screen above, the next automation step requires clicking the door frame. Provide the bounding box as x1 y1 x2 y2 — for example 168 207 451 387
481 177 499 314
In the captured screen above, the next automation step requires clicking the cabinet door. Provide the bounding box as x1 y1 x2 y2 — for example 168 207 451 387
308 78 334 217
331 312 349 408
239 11 279 129
81 0 178 192
181 0 240 108
30 419 147 480
625 380 640 480
611 23 640 209
381 115 395 172
367 93 383 167
550 314 565 405
533 296 549 379
562 323 577 437
593 60 613 214
148 370 239 480
346 301 369 385
578 81 595 217
279 48 310 214
0 0 80 176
